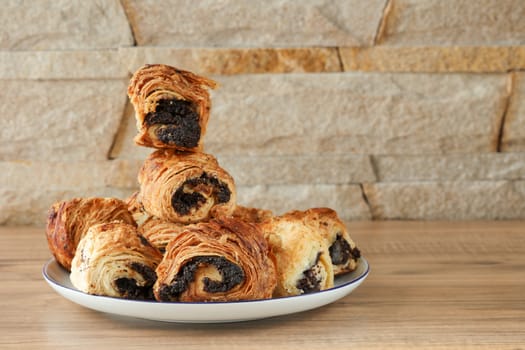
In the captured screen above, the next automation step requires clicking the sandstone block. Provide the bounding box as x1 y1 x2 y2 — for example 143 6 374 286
104 159 142 189
0 51 126 79
378 0 525 46
0 161 135 226
0 187 135 226
0 161 116 191
122 0 386 47
119 47 341 75
0 0 133 50
374 153 525 182
340 47 525 73
237 184 371 220
363 181 525 220
201 73 507 155
108 101 154 161
0 80 128 161
0 159 143 195
501 73 525 152
219 155 376 185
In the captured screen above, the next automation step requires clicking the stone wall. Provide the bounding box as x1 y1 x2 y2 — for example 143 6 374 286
1 0 524 225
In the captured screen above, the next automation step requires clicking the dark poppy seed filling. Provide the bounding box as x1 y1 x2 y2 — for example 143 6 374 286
144 98 201 148
171 172 231 215
114 262 157 300
157 256 245 301
138 234 154 248
296 253 323 294
351 246 361 259
329 234 352 265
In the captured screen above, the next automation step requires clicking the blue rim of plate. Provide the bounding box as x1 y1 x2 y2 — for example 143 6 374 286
42 256 370 305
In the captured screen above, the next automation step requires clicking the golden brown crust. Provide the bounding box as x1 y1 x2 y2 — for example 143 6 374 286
137 217 188 253
127 64 217 151
260 211 334 297
231 205 273 224
138 149 237 224
70 221 163 299
45 197 136 271
125 191 152 226
153 217 277 302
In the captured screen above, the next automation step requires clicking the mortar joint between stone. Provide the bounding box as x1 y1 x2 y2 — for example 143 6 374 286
496 72 516 152
359 183 375 220
373 0 393 45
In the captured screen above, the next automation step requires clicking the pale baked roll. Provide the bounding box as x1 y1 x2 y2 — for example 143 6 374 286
137 217 188 253
127 64 217 151
45 197 136 271
138 149 236 224
303 208 361 276
153 217 277 302
70 221 163 300
261 211 334 297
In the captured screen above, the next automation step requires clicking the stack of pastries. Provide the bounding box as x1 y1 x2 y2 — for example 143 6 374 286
45 64 361 302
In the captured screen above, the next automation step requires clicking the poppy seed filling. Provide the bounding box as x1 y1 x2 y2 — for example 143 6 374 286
114 262 157 300
171 172 231 215
157 256 244 301
296 253 323 294
145 98 201 148
329 234 351 265
329 234 361 266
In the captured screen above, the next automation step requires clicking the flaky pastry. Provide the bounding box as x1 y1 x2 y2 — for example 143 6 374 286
138 149 236 224
46 197 136 271
154 217 277 302
302 208 361 276
70 221 163 300
127 64 217 151
261 211 334 297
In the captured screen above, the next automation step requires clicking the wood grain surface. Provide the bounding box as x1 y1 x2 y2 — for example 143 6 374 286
1 222 524 349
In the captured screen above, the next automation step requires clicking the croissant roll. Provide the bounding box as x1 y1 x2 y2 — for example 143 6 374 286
127 64 217 151
231 205 273 224
45 197 136 271
137 217 188 253
125 191 152 226
303 208 361 276
70 222 163 300
261 211 334 297
153 217 277 302
138 149 237 224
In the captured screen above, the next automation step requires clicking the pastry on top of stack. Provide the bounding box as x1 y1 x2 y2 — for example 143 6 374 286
127 64 217 151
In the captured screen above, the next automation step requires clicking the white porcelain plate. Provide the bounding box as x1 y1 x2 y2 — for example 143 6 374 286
43 257 369 323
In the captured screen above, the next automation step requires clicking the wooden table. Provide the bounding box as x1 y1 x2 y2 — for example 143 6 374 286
1 222 524 349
